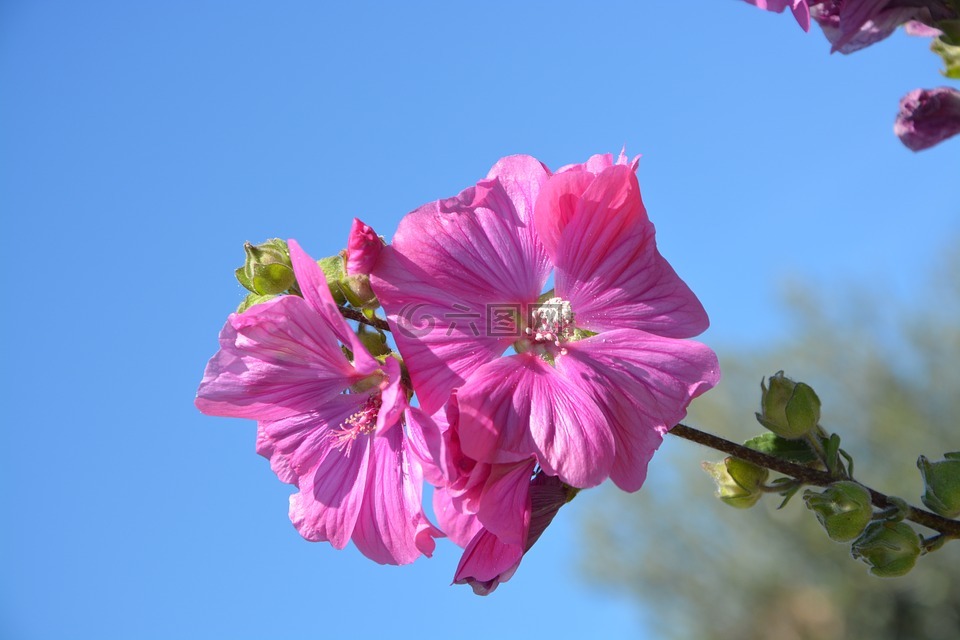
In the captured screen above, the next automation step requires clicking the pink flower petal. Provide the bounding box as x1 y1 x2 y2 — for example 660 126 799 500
476 460 537 547
351 424 443 564
405 406 453 487
195 296 362 421
288 239 379 375
374 357 406 435
453 529 524 596
457 353 615 488
557 329 720 491
533 169 594 262
551 165 709 338
433 487 484 548
288 432 370 550
256 394 369 485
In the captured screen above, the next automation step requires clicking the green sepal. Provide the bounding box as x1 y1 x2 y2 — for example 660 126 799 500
803 481 873 542
851 521 922 578
917 453 960 518
236 293 276 313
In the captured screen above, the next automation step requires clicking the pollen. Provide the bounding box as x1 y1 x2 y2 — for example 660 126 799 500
330 394 382 454
529 297 575 345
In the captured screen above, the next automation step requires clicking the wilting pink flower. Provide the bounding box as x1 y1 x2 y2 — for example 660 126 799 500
451 466 573 596
196 239 441 564
894 87 960 151
367 153 720 493
408 401 571 595
742 0 812 31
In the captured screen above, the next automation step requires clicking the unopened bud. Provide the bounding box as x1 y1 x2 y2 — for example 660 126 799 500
756 371 820 440
341 273 378 308
346 218 385 276
236 239 296 295
317 255 347 305
702 457 769 509
357 326 391 357
918 453 960 519
803 481 873 542
851 521 921 578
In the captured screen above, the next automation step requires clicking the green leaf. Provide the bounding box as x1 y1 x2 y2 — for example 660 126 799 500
744 433 818 464
932 36 960 79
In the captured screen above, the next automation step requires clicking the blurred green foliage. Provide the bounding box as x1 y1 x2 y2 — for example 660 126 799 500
581 242 960 639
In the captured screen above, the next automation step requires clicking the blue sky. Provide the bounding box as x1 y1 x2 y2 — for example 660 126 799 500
2 2 957 639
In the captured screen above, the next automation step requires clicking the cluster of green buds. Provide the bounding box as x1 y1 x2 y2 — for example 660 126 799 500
233 238 392 364
703 371 957 579
233 238 381 314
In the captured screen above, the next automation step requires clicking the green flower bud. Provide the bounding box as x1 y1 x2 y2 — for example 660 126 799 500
702 457 769 509
917 453 960 519
236 239 296 295
851 521 921 578
803 482 874 542
340 273 378 309
357 325 391 357
755 371 821 440
317 255 348 305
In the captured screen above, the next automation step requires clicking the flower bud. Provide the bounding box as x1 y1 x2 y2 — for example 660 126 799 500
346 218 384 276
803 482 873 542
756 371 821 440
340 273 378 309
850 521 921 578
917 453 960 519
235 239 296 295
357 326 391 357
702 457 769 509
317 255 348 305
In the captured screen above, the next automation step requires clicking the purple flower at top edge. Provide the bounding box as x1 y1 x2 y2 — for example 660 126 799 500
196 239 442 565
363 153 720 494
742 0 812 31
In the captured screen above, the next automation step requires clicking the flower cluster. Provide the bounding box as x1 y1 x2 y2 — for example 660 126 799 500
196 152 720 593
742 0 960 150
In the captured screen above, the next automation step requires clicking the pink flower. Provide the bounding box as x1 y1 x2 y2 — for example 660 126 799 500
367 154 720 493
894 87 960 151
742 0 812 31
196 239 442 565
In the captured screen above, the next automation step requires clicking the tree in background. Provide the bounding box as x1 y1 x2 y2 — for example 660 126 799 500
581 240 960 639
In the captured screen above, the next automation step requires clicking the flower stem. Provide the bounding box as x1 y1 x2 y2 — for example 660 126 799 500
668 423 960 539
338 306 390 332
